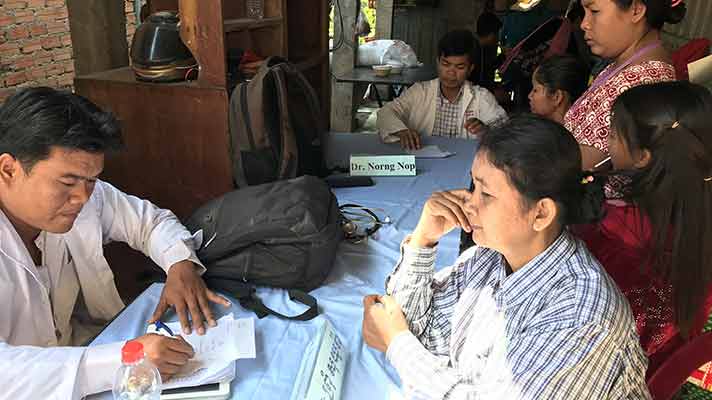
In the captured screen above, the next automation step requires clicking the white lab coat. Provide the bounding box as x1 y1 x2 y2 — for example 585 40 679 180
0 180 203 400
377 78 508 142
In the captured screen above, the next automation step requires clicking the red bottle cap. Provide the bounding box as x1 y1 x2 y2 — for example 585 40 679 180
121 341 145 364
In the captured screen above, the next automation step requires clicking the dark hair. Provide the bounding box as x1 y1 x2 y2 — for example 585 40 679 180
438 29 480 65
613 0 686 30
0 87 123 171
611 81 712 336
567 0 586 22
476 12 503 37
534 55 590 104
478 115 605 226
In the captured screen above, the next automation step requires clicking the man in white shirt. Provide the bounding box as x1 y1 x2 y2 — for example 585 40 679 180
0 87 231 399
377 29 508 150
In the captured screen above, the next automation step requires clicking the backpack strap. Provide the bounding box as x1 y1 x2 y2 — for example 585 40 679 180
205 277 319 321
267 61 299 180
239 289 319 321
284 63 325 135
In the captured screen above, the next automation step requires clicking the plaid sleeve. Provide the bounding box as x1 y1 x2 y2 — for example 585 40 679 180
501 323 651 400
386 238 482 356
386 321 650 399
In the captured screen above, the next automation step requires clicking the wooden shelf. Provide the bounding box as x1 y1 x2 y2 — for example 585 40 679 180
223 16 283 32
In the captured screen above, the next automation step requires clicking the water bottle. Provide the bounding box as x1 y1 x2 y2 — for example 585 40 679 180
113 341 162 400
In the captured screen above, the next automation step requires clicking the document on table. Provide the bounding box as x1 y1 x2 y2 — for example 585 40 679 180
159 314 256 389
405 145 455 159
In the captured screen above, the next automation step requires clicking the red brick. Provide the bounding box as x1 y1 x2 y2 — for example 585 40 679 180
11 55 34 69
36 76 58 87
0 48 18 59
61 59 73 72
0 14 16 26
0 41 18 50
4 1 27 10
45 64 63 76
29 23 47 36
45 0 64 7
3 71 26 86
40 35 60 49
125 1 133 12
33 53 52 66
6 25 29 40
57 72 73 86
59 32 70 46
35 6 58 15
20 39 41 53
26 66 46 79
46 20 67 34
13 10 34 23
51 47 70 60
26 0 46 7
0 41 19 57
36 7 67 21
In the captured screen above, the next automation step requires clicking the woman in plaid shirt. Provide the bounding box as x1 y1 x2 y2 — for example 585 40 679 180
362 115 651 399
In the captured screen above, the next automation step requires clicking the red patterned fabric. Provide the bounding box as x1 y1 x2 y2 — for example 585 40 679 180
564 61 676 198
575 202 712 376
564 61 675 153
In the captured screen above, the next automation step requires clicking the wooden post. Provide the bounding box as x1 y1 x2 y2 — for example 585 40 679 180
330 0 359 132
376 0 394 39
66 0 129 75
179 0 227 88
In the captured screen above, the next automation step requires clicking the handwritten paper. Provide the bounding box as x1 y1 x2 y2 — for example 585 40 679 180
157 314 256 389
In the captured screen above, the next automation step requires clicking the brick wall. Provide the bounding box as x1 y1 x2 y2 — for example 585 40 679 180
0 0 139 103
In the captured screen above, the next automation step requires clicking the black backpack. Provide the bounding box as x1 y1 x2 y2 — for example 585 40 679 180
228 57 325 188
185 176 343 320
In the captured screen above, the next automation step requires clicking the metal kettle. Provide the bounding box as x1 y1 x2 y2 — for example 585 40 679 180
130 11 197 82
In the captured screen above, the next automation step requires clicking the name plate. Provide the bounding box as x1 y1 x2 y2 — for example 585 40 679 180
290 319 348 400
349 155 416 176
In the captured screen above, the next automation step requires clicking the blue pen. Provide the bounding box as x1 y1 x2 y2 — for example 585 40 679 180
154 320 175 337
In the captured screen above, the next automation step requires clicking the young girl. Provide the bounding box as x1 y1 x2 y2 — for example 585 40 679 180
528 55 589 124
576 81 712 375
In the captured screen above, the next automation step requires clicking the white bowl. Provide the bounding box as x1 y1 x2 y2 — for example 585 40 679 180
386 62 404 74
372 65 392 77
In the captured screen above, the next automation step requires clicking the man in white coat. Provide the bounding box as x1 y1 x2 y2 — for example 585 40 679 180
0 87 231 399
377 29 508 150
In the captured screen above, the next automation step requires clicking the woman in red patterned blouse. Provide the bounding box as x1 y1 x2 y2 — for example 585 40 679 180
575 81 712 376
565 0 686 179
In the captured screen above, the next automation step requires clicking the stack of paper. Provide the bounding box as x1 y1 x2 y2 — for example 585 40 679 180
160 314 256 390
405 145 455 159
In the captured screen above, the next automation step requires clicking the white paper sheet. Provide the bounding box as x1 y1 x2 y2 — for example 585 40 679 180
158 314 256 389
405 144 455 159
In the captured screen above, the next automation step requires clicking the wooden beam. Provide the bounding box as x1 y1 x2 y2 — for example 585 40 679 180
66 0 129 76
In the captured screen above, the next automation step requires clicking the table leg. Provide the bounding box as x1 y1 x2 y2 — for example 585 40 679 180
372 84 384 107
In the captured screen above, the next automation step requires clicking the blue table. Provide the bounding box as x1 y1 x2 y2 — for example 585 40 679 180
89 133 478 400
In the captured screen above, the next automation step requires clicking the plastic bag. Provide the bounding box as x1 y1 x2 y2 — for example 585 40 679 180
357 40 419 67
